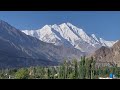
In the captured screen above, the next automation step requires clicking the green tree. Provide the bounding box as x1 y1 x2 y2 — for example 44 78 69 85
78 56 86 79
73 59 78 79
90 57 96 79
85 58 91 79
15 68 29 79
47 68 50 79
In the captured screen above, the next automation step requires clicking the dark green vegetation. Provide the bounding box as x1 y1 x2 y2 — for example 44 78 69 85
0 57 120 79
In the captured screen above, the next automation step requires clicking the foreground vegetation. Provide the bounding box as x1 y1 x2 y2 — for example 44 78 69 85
0 57 120 79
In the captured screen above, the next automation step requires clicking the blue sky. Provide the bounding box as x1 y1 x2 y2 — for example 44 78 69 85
0 11 120 41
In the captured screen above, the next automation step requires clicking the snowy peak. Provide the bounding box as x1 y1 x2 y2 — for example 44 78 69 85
22 22 117 53
66 22 75 27
41 25 51 30
59 23 80 42
91 34 99 42
99 38 117 47
66 22 92 44
38 25 62 44
39 25 53 37
58 22 92 44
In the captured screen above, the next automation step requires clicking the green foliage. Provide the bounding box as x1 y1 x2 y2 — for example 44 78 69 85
15 68 29 79
0 56 120 79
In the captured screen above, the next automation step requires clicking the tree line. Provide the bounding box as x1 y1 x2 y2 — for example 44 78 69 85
0 56 120 79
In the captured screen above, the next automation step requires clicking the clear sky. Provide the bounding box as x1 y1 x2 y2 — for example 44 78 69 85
0 11 120 41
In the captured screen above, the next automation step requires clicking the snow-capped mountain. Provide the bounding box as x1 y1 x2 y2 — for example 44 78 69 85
0 20 118 68
0 20 85 68
99 38 118 47
22 22 117 53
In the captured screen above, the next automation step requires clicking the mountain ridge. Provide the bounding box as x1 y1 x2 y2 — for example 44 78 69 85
0 20 85 68
22 22 117 53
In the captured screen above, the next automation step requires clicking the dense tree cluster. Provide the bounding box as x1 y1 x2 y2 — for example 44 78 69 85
0 57 120 79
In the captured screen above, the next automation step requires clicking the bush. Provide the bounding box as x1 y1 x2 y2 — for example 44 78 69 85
15 68 29 79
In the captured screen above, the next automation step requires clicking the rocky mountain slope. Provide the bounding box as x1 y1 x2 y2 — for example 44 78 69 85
92 40 120 67
0 20 84 68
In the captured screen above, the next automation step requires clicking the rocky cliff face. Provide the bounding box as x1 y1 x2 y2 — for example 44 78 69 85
92 40 120 67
